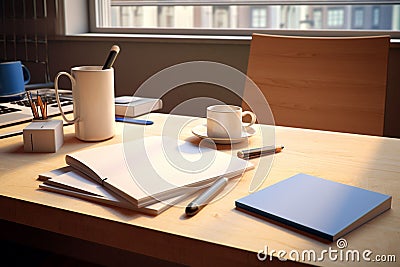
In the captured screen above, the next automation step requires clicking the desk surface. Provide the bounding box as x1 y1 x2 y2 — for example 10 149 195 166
0 113 399 266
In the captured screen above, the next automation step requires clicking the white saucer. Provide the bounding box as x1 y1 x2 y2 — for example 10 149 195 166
191 124 256 144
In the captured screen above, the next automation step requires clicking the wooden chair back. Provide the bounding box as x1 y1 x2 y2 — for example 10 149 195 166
243 33 390 135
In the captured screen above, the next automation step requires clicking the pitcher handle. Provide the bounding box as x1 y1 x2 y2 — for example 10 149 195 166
54 72 78 123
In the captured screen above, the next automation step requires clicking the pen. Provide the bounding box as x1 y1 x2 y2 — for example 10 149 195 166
115 116 154 125
26 91 35 117
185 177 228 216
237 145 284 159
102 45 120 70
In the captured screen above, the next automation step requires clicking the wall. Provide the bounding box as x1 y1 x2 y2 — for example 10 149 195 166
48 38 249 118
48 37 400 137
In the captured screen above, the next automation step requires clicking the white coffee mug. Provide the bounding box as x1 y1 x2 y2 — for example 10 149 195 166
207 105 256 139
54 66 115 141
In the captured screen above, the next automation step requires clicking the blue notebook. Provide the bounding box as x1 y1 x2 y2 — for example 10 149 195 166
235 173 392 241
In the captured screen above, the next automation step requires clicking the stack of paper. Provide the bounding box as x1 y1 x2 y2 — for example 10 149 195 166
39 136 253 215
114 96 162 118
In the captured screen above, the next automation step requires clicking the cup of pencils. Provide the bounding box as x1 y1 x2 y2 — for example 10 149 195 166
23 91 64 153
25 91 48 120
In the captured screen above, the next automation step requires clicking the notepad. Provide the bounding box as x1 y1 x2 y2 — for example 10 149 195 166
235 173 392 241
39 168 197 215
65 136 253 208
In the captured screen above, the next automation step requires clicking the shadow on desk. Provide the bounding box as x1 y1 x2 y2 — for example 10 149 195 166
0 220 185 267
1 239 101 267
0 132 99 154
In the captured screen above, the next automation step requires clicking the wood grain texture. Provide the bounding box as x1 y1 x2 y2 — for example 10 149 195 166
0 113 399 266
243 34 389 136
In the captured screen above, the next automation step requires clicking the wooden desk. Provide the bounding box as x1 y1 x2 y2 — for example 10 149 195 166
0 113 399 266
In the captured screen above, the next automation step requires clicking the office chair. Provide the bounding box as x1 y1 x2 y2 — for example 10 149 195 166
243 33 390 136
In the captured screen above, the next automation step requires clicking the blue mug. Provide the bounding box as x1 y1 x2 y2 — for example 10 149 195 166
0 61 31 100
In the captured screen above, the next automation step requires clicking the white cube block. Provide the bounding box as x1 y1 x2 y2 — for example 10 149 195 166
23 120 64 153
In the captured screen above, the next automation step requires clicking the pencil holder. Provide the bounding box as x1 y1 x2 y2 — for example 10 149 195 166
23 120 64 153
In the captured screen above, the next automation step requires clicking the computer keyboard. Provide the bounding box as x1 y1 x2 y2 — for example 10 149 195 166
11 95 74 109
0 90 74 128
0 105 21 115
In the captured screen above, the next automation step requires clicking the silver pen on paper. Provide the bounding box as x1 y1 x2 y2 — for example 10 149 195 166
185 177 228 216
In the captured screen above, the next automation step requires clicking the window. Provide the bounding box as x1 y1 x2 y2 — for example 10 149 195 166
372 6 380 28
327 7 345 28
251 7 267 28
158 6 175 28
90 0 400 37
111 6 144 27
353 7 364 28
213 6 230 28
312 9 322 29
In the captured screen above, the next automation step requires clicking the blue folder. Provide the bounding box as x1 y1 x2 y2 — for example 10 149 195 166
235 173 392 241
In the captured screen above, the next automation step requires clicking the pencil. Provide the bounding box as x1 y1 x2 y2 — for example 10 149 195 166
37 95 46 119
26 91 39 119
43 101 47 120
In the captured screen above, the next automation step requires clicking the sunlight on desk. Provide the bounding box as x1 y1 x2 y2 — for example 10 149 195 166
0 113 399 266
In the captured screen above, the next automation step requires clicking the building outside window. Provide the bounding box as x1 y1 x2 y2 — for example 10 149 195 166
111 5 144 27
92 1 400 37
158 6 174 27
213 6 230 28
